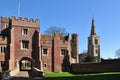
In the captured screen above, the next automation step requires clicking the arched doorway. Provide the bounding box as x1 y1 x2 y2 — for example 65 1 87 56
19 57 34 71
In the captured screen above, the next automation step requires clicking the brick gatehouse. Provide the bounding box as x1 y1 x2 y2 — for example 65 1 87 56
0 16 79 72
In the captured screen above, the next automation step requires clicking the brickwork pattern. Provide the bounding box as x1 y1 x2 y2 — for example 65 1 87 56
71 59 120 73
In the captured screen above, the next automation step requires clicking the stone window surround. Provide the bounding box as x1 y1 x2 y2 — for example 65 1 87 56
43 63 47 68
21 40 29 50
22 28 29 35
42 47 49 56
60 48 68 56
0 45 7 53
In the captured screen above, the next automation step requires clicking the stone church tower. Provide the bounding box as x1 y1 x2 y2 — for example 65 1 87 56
88 19 100 62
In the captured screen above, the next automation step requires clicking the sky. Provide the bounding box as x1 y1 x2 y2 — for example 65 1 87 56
0 0 120 59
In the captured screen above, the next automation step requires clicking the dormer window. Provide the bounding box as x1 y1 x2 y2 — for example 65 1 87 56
22 29 28 35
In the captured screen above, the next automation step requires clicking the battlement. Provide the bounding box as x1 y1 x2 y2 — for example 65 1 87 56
1 16 10 22
0 16 40 28
11 16 40 28
0 35 7 44
11 16 39 23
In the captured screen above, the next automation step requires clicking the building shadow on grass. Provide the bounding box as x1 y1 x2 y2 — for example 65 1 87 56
43 74 120 80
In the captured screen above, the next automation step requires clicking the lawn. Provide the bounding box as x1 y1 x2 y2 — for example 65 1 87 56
43 72 120 80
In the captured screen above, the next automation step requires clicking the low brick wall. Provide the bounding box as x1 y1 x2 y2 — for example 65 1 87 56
71 59 120 73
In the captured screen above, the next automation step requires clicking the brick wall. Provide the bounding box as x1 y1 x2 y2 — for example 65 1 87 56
71 59 120 73
40 34 71 72
71 34 79 63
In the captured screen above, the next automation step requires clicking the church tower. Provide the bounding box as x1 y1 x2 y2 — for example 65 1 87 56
88 19 100 62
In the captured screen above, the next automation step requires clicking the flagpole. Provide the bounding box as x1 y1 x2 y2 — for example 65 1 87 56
18 0 20 17
0 17 1 34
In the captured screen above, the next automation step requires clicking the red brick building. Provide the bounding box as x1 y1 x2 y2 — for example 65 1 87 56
0 16 79 72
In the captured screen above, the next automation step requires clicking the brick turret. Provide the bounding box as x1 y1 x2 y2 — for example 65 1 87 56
71 33 79 63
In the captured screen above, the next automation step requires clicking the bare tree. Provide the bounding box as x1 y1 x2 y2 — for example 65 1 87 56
115 49 120 59
45 26 67 35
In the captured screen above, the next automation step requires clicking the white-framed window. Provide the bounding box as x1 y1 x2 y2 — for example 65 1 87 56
0 46 6 53
43 63 47 68
22 29 28 35
21 41 29 50
43 48 48 55
61 49 68 55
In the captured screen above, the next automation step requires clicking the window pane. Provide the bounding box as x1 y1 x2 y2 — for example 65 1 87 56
61 49 68 55
43 63 47 68
95 39 98 44
23 29 28 35
22 41 29 49
43 49 48 55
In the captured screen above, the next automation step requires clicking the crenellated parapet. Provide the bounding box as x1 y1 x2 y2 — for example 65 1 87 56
0 16 10 23
11 16 40 28
71 33 79 62
0 35 7 45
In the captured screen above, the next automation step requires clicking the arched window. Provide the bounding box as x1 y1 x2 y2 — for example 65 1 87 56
95 39 98 44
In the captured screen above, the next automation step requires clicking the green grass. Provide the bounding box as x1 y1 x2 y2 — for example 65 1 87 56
21 66 31 70
0 71 2 73
45 72 74 77
43 72 120 80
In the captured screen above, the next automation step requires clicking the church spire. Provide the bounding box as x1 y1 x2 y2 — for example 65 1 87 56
90 18 96 36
